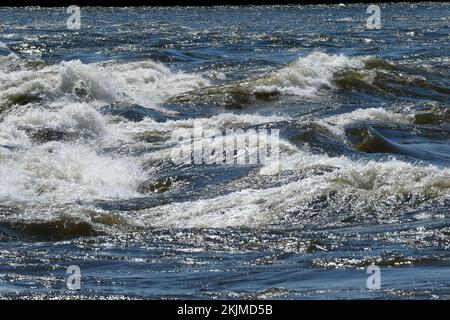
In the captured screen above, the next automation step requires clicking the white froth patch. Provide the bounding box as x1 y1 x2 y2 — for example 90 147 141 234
0 121 30 147
311 107 414 142
112 113 295 165
114 113 290 136
60 60 118 102
0 159 34 200
254 85 318 97
0 102 130 148
136 188 276 228
0 58 210 109
164 128 295 167
324 107 413 126
4 102 107 137
264 151 450 197
254 51 365 96
0 57 211 204
134 155 450 228
101 60 211 107
0 142 145 202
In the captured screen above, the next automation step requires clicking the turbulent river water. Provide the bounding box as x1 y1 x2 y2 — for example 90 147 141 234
0 4 449 299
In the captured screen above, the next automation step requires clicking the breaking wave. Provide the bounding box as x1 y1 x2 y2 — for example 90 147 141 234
169 51 449 106
0 142 145 202
0 55 210 112
128 154 450 229
1 50 449 236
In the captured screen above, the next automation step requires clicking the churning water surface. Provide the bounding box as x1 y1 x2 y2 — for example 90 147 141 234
0 4 449 299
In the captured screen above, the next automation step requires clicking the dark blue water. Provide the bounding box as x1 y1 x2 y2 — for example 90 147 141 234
0 3 449 299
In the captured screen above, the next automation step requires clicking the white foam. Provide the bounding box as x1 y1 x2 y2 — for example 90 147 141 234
0 120 30 147
323 107 413 126
253 51 366 96
310 107 413 142
96 60 211 107
111 113 295 165
0 58 210 109
4 102 106 136
1 52 441 229
114 113 290 136
59 60 118 102
0 142 145 202
133 154 450 228
0 57 212 203
0 101 132 149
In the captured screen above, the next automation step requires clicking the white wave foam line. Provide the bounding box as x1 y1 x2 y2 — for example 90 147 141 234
253 51 366 96
0 203 136 229
0 142 146 202
113 113 290 136
0 58 210 109
0 119 30 148
0 102 134 150
0 103 108 146
133 154 450 228
94 60 211 108
0 52 19 64
310 107 414 142
113 113 296 165
139 130 296 168
324 107 413 126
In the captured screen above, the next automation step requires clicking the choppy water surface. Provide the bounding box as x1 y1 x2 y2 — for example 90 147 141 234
0 4 449 299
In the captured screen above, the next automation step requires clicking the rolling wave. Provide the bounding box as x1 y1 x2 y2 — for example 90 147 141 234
0 50 449 238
